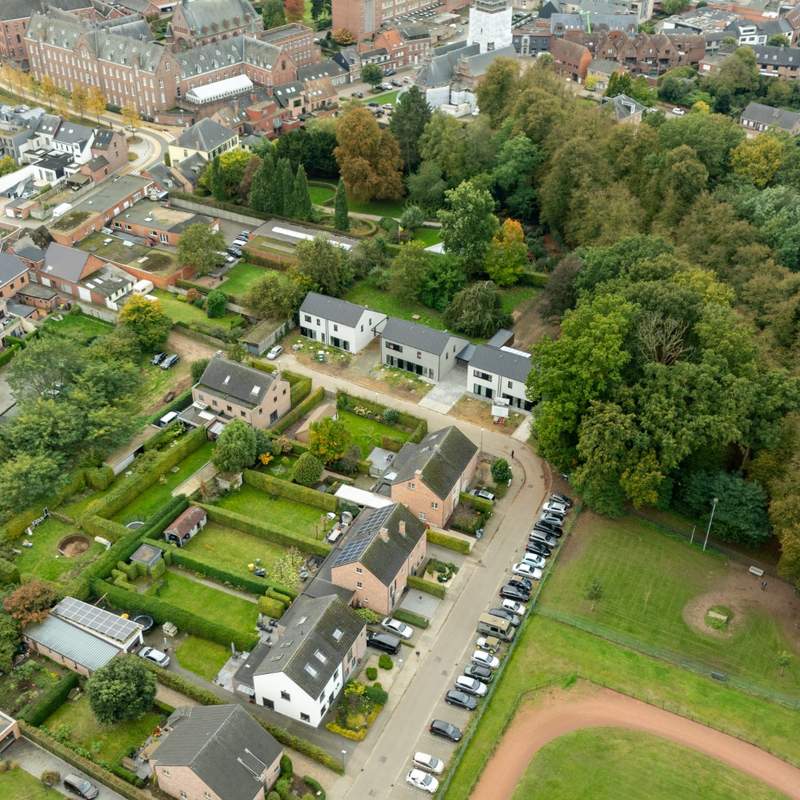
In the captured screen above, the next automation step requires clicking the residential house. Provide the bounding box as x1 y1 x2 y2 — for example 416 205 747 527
383 426 478 527
168 119 240 165
299 292 387 354
332 46 362 82
551 36 593 81
329 504 427 615
297 60 348 88
0 711 20 754
151 705 283 800
31 243 102 295
259 23 321 68
366 25 432 70
0 297 24 350
80 128 129 182
164 506 208 548
0 252 29 300
752 45 800 80
468 343 533 410
187 356 291 430
235 594 366 727
380 317 468 383
577 30 705 76
601 92 648 123
170 0 262 47
587 57 622 91
110 199 219 247
741 101 800 135
333 0 471 40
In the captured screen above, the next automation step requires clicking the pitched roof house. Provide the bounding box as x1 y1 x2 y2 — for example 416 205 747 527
169 119 239 164
380 318 468 383
468 343 533 411
741 101 800 136
151 704 283 800
299 292 387 354
0 253 28 300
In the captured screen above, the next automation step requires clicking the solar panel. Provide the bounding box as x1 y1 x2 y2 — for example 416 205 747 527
332 505 396 567
54 597 142 644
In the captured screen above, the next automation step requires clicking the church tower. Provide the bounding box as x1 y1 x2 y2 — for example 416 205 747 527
468 0 513 53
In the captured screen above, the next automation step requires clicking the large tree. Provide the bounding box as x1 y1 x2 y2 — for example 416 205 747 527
213 419 258 473
294 236 353 297
390 241 430 302
117 295 172 352
3 581 57 626
475 57 521 127
437 180 498 276
262 0 286 27
389 86 431 172
444 281 511 338
485 218 528 287
308 417 352 465
177 224 226 276
87 656 156 725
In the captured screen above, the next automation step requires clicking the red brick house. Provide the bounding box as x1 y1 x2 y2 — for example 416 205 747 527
551 37 592 83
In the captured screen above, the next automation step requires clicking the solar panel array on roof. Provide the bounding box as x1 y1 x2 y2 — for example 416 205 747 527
332 505 395 568
54 597 142 644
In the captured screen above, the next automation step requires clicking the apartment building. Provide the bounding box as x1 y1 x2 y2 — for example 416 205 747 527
260 23 322 68
333 0 471 41
171 0 262 47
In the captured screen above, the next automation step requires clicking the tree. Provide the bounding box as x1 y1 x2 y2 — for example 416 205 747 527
311 0 327 19
269 547 305 591
293 164 313 220
407 161 447 211
274 157 295 217
177 224 225 276
227 342 246 363
262 0 286 27
308 417 352 465
334 107 404 201
0 612 19 673
30 225 53 250
292 451 324 486
285 0 305 22
295 236 353 297
585 579 603 611
246 272 304 318
8 334 82 401
492 134 541 220
86 86 106 124
209 156 225 201
491 458 512 484
730 133 785 188
71 84 88 117
121 105 141 130
419 254 466 311
331 28 356 46
768 34 790 47
444 281 511 338
210 149 252 202
438 180 498 276
249 152 275 213
476 58 521 127
540 254 581 319
361 64 384 89
0 454 64 520
485 219 528 287
3 581 57 626
389 86 431 171
213 419 257 473
191 358 210 382
87 656 156 725
390 242 430 302
206 289 227 318
334 178 349 231
399 204 425 233
118 295 171 352
777 650 792 675
239 155 262 202
40 75 56 110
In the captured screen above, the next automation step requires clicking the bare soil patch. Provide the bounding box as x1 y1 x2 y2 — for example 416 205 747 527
58 534 90 558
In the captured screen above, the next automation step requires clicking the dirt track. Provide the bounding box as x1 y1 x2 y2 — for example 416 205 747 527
472 686 800 800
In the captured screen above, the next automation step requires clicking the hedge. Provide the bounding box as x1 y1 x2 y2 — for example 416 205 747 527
141 661 222 705
393 608 430 629
194 502 331 558
336 391 426 442
289 375 312 407
19 672 79 726
21 723 152 800
258 595 285 618
243 470 337 512
272 386 325 434
407 575 446 599
81 515 130 543
145 387 193 426
459 491 494 515
0 348 15 368
176 278 211 295
426 529 471 554
85 466 114 491
0 557 19 585
303 775 326 799
242 247 295 269
173 322 229 349
142 420 184 452
92 578 259 651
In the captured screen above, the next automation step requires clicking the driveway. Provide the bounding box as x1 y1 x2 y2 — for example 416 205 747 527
418 367 466 414
6 737 127 800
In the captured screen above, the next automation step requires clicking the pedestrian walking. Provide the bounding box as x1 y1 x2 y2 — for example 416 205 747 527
511 449 515 459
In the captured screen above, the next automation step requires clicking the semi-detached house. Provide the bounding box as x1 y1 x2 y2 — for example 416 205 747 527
380 317 468 383
298 291 387 354
468 343 533 411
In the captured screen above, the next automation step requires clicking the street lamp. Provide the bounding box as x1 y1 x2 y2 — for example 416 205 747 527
340 749 347 771
702 497 718 552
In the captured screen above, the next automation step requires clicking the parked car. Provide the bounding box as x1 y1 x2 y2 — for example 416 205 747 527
550 493 573 508
445 689 477 710
151 352 165 365
476 635 501 653
455 675 488 696
488 607 520 627
406 768 439 794
499 584 529 603
384 68 397 76
63 775 99 800
502 599 527 615
352 90 364 98
539 513 564 528
471 487 496 502
464 662 494 683
507 576 532 593
160 354 180 370
156 411 178 428
671 107 686 115
471 649 500 669
266 345 283 360
520 553 546 570
525 541 551 558
429 719 462 742
391 79 402 87
382 617 413 640
366 631 401 654
529 531 558 548
139 646 170 667
368 101 379 107
542 501 567 516
533 523 561 538
413 752 444 774
512 562 543 579
227 246 242 257
238 230 250 240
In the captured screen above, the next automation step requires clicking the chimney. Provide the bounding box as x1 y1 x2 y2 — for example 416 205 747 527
378 526 389 542
398 520 406 537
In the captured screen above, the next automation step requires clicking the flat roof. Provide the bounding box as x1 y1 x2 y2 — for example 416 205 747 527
71 175 152 218
25 615 119 672
116 199 210 233
334 485 395 509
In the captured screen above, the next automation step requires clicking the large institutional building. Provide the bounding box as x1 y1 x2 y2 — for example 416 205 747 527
333 0 471 41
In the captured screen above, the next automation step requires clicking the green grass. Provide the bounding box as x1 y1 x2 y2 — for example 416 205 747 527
0 656 67 718
158 569 258 638
40 312 113 345
112 440 215 525
345 279 445 330
338 409 410 458
175 635 231 682
181 520 297 579
344 195 408 219
411 227 443 246
0 767 64 800
79 231 177 274
362 89 400 106
541 515 800 692
512 727 786 800
44 695 163 768
152 289 244 333
499 285 540 317
218 262 279 300
444 616 800 800
309 182 336 205
214 485 327 539
261 453 299 479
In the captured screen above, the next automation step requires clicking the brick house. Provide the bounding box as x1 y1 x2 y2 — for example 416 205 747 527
551 37 592 82
151 705 283 800
260 23 321 68
333 0 470 41
367 25 432 70
0 253 29 300
111 199 219 247
330 504 427 615
383 426 479 527
79 128 129 182
170 0 262 48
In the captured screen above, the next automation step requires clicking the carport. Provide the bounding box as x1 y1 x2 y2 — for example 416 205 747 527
334 485 395 509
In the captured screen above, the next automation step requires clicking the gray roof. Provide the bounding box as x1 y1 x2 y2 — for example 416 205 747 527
129 542 163 567
300 291 369 327
469 344 532 383
175 152 207 185
381 317 464 356
154 705 282 800
53 121 93 146
332 504 425 585
0 0 90 21
197 356 277 408
417 41 479 88
42 243 91 283
176 0 259 34
24 615 119 672
602 93 647 120
177 35 281 79
53 596 143 645
260 22 312 44
741 101 800 132
0 253 27 286
753 44 800 67
297 60 346 81
387 426 477 500
176 118 237 153
92 129 117 151
99 16 153 40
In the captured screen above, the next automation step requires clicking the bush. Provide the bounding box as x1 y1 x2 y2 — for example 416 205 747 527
142 421 185 452
280 754 293 777
378 654 393 670
292 452 324 486
383 408 399 424
206 289 228 318
81 515 130 543
355 607 381 624
365 683 388 705
491 458 512 484
268 793 281 800
86 466 114 491
289 375 312 407
258 595 286 618
41 770 60 787
302 776 325 800
392 608 429 629
407 575 445 599
0 557 19 586
244 470 336 511
365 666 378 681
426 529 471 554
272 387 325 434
19 673 79 726
459 491 494 515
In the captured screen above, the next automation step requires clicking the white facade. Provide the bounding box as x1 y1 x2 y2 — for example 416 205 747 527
468 0 513 53
469 366 532 410
299 307 387 353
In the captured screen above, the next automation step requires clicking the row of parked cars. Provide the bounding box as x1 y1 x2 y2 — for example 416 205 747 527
151 351 180 370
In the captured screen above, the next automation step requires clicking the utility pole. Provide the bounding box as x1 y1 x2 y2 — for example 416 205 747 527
702 497 718 552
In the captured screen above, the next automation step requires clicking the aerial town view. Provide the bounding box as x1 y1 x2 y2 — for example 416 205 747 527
0 0 798 798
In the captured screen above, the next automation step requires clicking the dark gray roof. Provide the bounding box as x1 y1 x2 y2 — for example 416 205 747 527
416 42 479 88
297 60 346 81
176 118 237 153
388 426 477 500
197 356 277 408
753 44 800 67
0 0 90 21
54 122 93 146
741 101 800 132
486 328 514 349
300 291 369 327
260 22 311 44
469 344 532 383
177 0 259 34
24 616 118 672
42 243 91 283
0 253 27 286
177 35 281 79
154 705 282 800
381 317 464 356
332 504 425 585
92 129 116 151
175 152 207 185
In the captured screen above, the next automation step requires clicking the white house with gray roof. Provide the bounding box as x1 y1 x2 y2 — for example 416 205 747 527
468 343 533 410
298 291 386 354
169 119 239 165
380 317 468 383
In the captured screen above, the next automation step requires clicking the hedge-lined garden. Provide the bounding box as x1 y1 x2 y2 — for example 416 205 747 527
272 386 326 434
426 529 472 554
336 391 427 444
407 574 446 599
243 470 337 512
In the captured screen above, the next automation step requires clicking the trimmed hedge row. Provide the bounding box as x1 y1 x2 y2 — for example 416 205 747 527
176 278 211 295
173 322 229 348
289 375 312 408
92 577 259 651
242 246 295 270
145 387 193 426
0 557 19 585
426 529 471 554
459 491 494 515
19 672 79 726
272 386 325 434
141 661 223 705
81 515 130 543
194 502 331 558
337 391 427 443
393 608 430 629
21 723 152 800
407 575 446 599
142 420 184 452
243 470 336 512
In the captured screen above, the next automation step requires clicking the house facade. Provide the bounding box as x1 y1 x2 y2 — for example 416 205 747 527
260 23 321 68
299 292 387 354
741 101 800 135
0 253 29 300
468 344 533 410
380 318 468 383
168 119 239 165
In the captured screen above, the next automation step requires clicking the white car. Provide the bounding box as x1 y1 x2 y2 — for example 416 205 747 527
139 646 170 668
266 345 283 360
406 768 439 794
520 553 546 570
382 617 413 640
455 675 488 696
671 107 686 116
501 599 527 615
512 562 543 580
413 752 444 775
542 501 567 517
471 649 500 669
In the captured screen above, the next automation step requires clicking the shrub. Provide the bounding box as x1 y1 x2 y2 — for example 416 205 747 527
244 470 336 511
41 770 60 787
292 452 324 487
365 684 388 705
206 289 228 318
86 466 114 491
258 596 286 618
407 575 445 599
303 776 325 800
289 376 312 407
280 754 293 777
365 666 378 681
426 529 471 554
0 557 19 586
268 793 281 800
378 654 393 670
491 458 512 484
355 607 381 624
19 673 79 726
271 387 325 434
139 662 221 705
393 608 429 629
383 408 399 424
459 491 494 515
81 515 129 543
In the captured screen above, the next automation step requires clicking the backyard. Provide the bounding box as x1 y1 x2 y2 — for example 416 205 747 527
0 657 68 719
152 290 244 334
0 767 64 800
39 313 113 345
337 409 410 458
218 262 279 300
175 635 231 682
79 232 177 274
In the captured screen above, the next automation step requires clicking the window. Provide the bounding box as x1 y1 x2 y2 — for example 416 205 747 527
281 690 291 701
304 314 311 322
408 482 415 490
474 370 491 381
419 512 426 521
333 323 338 331
314 649 328 664
416 351 422 359
431 502 439 509
355 566 362 573
356 581 363 588
300 712 310 722
386 341 402 352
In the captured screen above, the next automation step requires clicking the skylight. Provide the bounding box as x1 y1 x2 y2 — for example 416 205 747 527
304 663 318 678
332 628 343 642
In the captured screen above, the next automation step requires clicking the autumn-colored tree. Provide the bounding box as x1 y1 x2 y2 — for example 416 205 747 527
331 28 356 46
308 417 352 465
72 84 88 117
285 0 305 21
122 105 141 130
485 218 528 286
3 581 58 626
730 133 785 189
334 107 403 201
40 75 57 110
86 86 107 124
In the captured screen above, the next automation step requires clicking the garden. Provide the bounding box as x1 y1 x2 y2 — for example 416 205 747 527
336 408 410 458
325 678 388 742
0 765 64 800
39 312 114 345
174 635 231 683
0 657 69 719
152 289 245 337
217 262 280 301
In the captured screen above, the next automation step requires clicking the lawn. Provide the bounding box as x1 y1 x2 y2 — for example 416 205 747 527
0 657 68 718
412 227 442 246
513 727 786 800
499 285 540 317
134 357 191 418
112 440 215 526
44 694 163 768
218 262 278 300
175 635 231 682
40 312 113 345
444 616 800 800
540 514 800 693
152 289 244 333
344 194 409 220
0 767 64 800
215 485 327 539
338 409 410 458
158 569 258 638
309 182 336 205
345 278 445 330
362 89 400 106
261 453 299 480
79 231 177 274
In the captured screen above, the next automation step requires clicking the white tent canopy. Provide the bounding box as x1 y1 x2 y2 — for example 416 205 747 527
334 485 394 509
185 74 253 105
